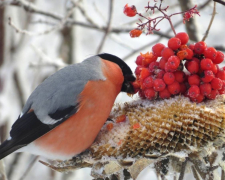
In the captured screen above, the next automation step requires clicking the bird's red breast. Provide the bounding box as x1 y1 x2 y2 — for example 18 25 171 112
34 59 124 158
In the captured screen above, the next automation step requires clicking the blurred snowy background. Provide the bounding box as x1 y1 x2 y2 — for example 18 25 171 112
0 0 225 180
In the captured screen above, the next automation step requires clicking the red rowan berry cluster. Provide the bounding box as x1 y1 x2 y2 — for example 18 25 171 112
132 32 225 103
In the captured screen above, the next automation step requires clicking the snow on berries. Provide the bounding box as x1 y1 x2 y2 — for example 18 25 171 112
133 32 225 103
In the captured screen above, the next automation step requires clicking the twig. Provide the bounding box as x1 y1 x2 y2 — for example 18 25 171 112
3 0 172 39
97 0 114 53
123 20 182 61
199 0 211 9
214 45 225 52
222 169 225 180
8 0 76 36
202 2 217 41
8 17 58 36
178 158 188 180
191 166 201 180
19 156 39 180
72 1 100 28
213 0 225 6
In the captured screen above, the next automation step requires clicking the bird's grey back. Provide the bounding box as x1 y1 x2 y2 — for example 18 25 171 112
22 55 106 121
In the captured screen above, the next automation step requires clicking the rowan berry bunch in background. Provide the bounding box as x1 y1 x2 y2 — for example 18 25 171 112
123 0 199 37
124 1 225 103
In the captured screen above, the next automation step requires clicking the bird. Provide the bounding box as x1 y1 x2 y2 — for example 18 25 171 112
0 53 136 160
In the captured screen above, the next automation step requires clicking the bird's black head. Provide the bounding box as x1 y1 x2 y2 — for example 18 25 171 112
98 53 136 94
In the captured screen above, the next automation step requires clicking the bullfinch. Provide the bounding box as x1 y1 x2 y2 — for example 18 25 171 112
0 53 135 160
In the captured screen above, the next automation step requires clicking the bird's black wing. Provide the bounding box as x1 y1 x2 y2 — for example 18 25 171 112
0 105 78 160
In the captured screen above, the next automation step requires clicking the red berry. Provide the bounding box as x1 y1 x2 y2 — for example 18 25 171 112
123 4 137 17
211 64 218 74
155 69 165 79
216 69 225 80
159 88 171 99
211 78 223 90
135 55 144 65
180 83 187 94
167 56 180 70
180 45 188 50
175 32 189 45
200 83 212 96
213 51 224 64
194 41 207 54
177 50 188 60
188 85 200 98
201 70 214 83
168 81 181 95
188 74 200 86
140 68 151 80
204 47 217 60
168 37 181 50
142 76 154 89
141 52 158 67
163 72 175 85
191 94 204 103
153 79 166 91
152 43 165 57
189 44 195 50
135 66 143 75
206 89 218 100
200 58 213 70
138 90 145 99
159 57 167 69
192 57 200 63
130 29 142 38
149 62 159 72
165 63 176 72
144 88 157 100
185 48 194 60
174 71 186 83
186 61 199 74
161 47 174 60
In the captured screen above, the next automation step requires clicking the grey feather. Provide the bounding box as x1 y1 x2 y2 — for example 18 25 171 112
22 55 106 124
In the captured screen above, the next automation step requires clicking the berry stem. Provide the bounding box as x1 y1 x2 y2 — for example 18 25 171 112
167 18 177 35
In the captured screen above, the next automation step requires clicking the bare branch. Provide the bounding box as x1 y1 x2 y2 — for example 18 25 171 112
8 17 58 36
97 0 114 53
3 0 172 39
202 2 217 41
213 0 225 6
214 45 225 52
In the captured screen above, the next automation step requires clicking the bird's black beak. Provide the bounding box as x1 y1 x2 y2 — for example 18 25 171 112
121 74 136 94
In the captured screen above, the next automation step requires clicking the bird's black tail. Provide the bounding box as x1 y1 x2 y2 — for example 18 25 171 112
0 139 23 160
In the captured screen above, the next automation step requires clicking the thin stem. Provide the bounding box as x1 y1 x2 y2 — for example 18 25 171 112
201 2 216 41
167 18 176 35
